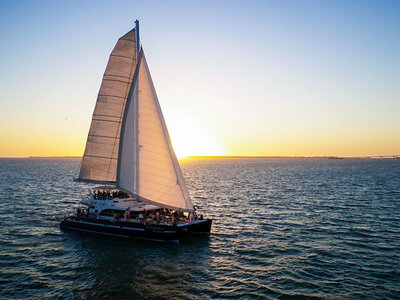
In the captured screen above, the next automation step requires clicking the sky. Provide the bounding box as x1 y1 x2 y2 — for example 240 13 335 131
0 0 399 158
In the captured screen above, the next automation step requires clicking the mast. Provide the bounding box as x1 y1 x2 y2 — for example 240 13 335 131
134 20 140 197
135 20 140 60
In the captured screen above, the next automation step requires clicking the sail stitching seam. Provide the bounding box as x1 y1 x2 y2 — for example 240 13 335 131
109 54 134 60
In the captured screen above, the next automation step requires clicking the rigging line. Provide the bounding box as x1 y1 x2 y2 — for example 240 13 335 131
75 178 116 184
74 156 82 180
85 154 118 160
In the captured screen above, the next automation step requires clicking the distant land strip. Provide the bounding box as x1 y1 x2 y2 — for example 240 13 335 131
184 155 400 159
6 156 83 159
28 156 82 158
0 155 399 159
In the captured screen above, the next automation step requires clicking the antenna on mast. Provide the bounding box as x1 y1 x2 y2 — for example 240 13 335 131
135 19 140 57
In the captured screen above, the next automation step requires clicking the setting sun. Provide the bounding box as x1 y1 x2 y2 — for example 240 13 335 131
166 113 226 159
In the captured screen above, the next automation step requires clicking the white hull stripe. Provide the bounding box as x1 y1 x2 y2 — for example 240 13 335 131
72 219 145 231
69 219 176 233
62 226 129 238
62 226 178 242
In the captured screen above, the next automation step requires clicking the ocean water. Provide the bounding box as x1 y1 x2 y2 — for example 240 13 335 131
0 158 399 299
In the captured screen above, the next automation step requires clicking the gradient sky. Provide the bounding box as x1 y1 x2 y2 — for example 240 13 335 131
0 0 399 157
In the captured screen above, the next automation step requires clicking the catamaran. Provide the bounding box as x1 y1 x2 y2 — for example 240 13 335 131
60 21 212 242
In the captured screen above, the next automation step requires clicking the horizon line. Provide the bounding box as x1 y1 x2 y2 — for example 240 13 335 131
0 155 399 159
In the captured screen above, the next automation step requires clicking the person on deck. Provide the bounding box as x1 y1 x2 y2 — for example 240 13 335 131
139 212 144 223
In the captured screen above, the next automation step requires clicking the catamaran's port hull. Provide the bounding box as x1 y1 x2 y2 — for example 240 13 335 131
60 217 212 242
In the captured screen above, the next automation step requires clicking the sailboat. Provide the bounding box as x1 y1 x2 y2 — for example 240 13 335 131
60 21 212 242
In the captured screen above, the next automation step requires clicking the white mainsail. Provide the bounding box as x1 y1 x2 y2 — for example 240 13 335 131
77 29 137 183
117 50 193 211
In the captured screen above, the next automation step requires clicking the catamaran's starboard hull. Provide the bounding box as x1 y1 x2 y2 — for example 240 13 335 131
60 217 212 242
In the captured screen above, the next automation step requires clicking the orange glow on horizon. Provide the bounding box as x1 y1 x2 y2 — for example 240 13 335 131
2 129 399 158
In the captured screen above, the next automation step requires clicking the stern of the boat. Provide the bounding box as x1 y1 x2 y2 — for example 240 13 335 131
177 219 212 235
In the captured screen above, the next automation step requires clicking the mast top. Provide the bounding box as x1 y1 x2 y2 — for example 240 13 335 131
135 20 140 55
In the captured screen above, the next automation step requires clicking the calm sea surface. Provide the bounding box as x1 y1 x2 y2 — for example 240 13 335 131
0 158 399 299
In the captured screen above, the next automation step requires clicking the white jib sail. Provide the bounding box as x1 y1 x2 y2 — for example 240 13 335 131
77 29 137 183
117 50 193 211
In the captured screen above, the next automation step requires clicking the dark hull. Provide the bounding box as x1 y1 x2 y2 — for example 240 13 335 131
60 217 212 242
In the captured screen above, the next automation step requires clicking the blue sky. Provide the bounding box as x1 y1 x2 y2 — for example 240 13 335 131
0 0 399 157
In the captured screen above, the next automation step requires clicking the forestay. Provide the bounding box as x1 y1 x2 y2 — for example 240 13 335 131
117 50 193 212
77 29 137 183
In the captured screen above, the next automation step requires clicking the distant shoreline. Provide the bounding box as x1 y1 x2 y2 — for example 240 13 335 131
0 156 82 159
183 155 400 159
0 155 398 159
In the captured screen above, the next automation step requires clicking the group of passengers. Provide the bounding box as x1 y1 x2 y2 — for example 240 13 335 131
93 190 129 200
76 204 204 225
122 207 203 225
76 207 88 217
